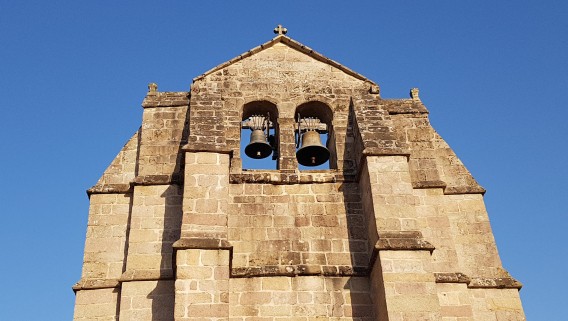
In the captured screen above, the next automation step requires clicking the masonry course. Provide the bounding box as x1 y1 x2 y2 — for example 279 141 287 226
74 28 525 320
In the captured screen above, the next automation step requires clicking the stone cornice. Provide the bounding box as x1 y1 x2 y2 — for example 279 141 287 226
119 270 174 282
181 144 233 155
87 184 132 196
374 231 436 253
132 174 183 186
173 238 233 250
435 272 522 289
142 91 189 108
72 279 120 292
229 171 356 185
231 265 368 278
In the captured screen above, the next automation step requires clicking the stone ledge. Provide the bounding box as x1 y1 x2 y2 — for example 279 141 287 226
87 184 132 196
435 272 471 284
182 144 233 154
142 92 189 108
229 172 356 184
132 174 182 186
72 279 120 292
468 277 523 289
231 265 368 278
375 231 436 253
173 238 232 250
362 148 411 158
119 269 174 282
382 99 429 115
444 185 486 195
435 273 522 289
413 180 447 189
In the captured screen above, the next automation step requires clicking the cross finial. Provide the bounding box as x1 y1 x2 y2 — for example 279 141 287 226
274 24 287 35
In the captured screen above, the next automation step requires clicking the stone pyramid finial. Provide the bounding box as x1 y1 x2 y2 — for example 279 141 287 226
148 82 158 93
274 24 287 35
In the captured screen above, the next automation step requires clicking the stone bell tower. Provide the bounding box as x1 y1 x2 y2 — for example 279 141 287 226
73 26 526 320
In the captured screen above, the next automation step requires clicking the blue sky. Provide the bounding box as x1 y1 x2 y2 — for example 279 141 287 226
1 1 566 319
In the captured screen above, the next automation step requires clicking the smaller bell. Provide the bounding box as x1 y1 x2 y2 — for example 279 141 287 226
296 131 330 166
245 129 273 159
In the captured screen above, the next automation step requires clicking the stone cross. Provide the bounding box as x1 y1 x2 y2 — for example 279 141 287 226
274 24 287 35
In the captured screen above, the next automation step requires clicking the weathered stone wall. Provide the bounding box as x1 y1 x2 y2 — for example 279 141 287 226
74 34 525 321
228 182 369 275
73 288 120 321
229 276 374 320
190 41 372 173
137 91 189 180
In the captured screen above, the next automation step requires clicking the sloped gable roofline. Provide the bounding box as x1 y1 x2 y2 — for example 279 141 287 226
193 35 377 85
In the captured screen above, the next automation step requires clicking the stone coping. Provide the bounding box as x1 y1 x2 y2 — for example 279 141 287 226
72 279 120 292
231 265 368 278
444 185 486 195
142 91 189 108
374 231 436 253
468 277 523 289
361 148 411 158
413 180 447 189
181 144 233 154
119 269 174 282
87 184 132 196
229 171 356 184
173 238 232 250
132 174 182 186
435 272 522 289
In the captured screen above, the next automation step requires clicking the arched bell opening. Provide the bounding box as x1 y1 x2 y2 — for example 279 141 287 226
294 101 336 170
240 101 279 170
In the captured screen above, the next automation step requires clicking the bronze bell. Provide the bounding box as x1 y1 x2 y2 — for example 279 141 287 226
245 129 273 159
296 131 330 166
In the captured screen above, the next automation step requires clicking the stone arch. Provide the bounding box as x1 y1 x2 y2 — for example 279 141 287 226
240 100 279 169
294 101 337 169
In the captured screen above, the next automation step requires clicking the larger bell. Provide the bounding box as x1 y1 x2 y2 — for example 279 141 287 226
296 131 330 166
245 129 273 159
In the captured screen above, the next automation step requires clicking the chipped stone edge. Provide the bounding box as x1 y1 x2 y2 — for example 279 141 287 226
72 279 121 292
172 238 233 250
444 185 486 195
229 171 356 185
468 277 523 289
434 272 522 289
231 265 368 278
141 91 190 108
434 272 471 284
132 174 183 186
87 183 132 196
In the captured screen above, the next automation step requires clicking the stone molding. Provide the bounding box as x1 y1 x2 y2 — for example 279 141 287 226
119 269 174 282
435 272 522 289
413 180 447 189
362 148 411 158
141 91 189 108
434 272 471 284
374 231 436 253
468 277 523 289
444 185 486 195
173 238 232 250
72 278 120 292
231 265 368 278
181 144 233 155
87 183 132 196
229 171 356 184
132 174 182 186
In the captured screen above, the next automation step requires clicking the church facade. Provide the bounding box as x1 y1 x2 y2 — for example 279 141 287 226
73 27 525 320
